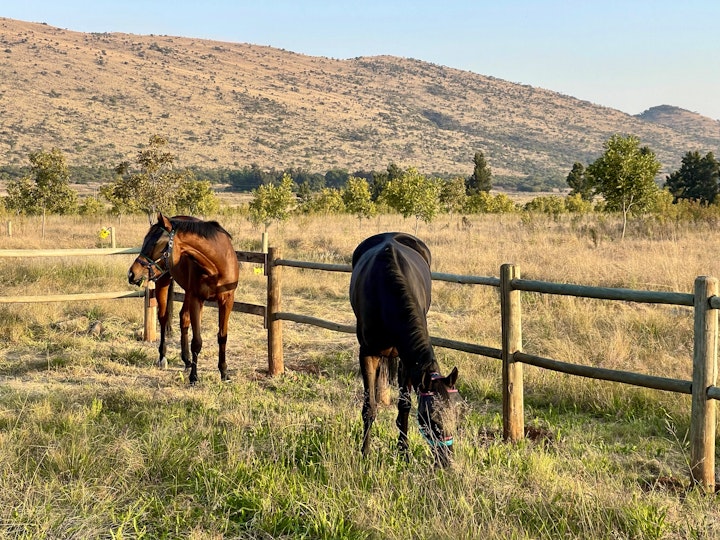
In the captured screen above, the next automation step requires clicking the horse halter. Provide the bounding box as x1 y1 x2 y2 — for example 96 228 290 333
137 226 176 282
417 372 458 447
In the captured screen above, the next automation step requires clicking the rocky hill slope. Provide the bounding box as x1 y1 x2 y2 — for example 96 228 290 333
1 17 718 187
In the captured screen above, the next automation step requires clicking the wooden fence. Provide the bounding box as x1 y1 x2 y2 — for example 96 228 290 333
1 246 718 492
0 247 268 341
265 249 719 493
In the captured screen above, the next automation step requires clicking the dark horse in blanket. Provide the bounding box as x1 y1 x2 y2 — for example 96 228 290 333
350 232 460 467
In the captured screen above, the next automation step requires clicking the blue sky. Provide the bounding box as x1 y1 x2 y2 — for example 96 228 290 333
4 0 720 120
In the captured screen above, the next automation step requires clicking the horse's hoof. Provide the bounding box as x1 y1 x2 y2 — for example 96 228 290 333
157 358 168 369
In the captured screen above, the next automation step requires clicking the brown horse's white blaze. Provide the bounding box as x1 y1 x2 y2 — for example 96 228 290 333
349 232 461 467
129 213 239 384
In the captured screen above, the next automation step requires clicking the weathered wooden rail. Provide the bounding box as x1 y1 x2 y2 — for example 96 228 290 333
0 247 268 341
1 246 718 492
266 250 719 493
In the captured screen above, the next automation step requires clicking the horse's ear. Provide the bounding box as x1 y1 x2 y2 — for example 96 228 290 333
420 371 432 392
160 213 173 230
446 367 459 388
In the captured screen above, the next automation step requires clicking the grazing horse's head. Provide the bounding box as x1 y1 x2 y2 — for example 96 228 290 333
128 213 174 286
417 367 461 467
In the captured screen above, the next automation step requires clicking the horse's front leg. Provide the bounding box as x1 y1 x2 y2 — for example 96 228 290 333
360 352 380 456
396 385 412 456
155 280 171 369
217 295 233 381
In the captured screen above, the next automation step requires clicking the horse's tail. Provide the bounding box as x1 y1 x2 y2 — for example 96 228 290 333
387 356 398 386
376 356 399 406
165 279 174 336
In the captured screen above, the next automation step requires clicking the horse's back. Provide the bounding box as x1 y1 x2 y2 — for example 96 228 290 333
351 232 431 268
350 232 432 349
170 216 239 294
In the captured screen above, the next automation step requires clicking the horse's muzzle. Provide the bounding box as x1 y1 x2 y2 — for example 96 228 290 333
128 269 143 286
434 445 453 468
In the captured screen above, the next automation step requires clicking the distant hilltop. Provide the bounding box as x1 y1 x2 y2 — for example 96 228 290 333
636 105 720 135
1 17 718 189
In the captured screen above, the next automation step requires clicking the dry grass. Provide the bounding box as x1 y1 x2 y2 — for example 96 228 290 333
2 211 720 538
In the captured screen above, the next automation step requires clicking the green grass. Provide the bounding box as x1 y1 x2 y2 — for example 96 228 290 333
0 333 715 539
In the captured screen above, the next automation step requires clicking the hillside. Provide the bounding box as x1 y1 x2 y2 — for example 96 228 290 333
1 17 719 187
636 105 720 138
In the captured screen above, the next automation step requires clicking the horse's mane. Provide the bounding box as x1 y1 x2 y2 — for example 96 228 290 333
170 217 232 240
382 244 438 375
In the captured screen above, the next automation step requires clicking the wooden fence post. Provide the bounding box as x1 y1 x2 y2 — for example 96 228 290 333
501 263 524 441
143 280 157 341
267 247 284 376
690 275 718 492
6 221 11 237
110 226 116 248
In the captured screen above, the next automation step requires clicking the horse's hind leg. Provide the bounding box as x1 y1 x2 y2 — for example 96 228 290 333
179 300 192 373
360 352 380 456
180 298 203 385
188 302 204 385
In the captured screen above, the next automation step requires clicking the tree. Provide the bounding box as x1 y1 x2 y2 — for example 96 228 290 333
463 192 516 214
564 193 593 213
103 135 189 223
664 151 720 204
248 173 295 232
176 177 220 216
4 177 35 215
324 168 349 189
439 177 467 216
465 151 492 194
99 178 140 218
78 196 106 216
587 134 661 239
5 148 77 237
566 162 594 201
381 167 441 234
299 187 345 215
368 163 404 201
342 176 376 223
524 195 567 215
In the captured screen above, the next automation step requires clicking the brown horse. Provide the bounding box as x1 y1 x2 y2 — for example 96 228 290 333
128 213 239 384
350 232 460 467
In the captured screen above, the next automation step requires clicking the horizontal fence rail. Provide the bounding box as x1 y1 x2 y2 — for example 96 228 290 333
172 291 265 318
273 310 503 360
513 351 692 394
0 248 144 305
0 247 141 258
0 290 145 303
512 278 695 306
273 258 503 287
